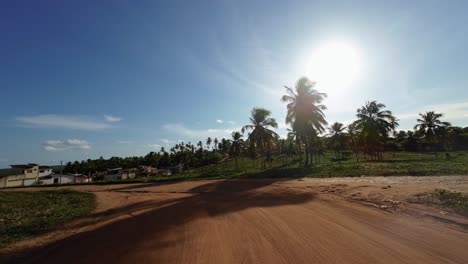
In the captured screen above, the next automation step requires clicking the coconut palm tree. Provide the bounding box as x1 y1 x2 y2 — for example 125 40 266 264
281 77 327 166
328 122 346 163
213 138 219 150
414 111 451 150
206 137 212 150
197 141 203 150
229 131 244 169
347 122 361 162
242 108 278 168
354 101 398 160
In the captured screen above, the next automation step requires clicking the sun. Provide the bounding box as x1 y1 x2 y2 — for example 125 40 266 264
308 40 363 89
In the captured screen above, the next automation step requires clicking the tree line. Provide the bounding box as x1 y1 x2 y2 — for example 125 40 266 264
64 77 468 174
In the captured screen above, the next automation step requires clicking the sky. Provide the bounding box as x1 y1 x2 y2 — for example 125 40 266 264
1 0 468 167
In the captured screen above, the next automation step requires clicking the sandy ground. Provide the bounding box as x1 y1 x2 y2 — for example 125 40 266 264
2 176 468 263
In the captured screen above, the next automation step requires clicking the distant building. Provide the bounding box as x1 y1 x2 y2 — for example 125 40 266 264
139 165 158 175
39 166 53 177
0 164 90 188
38 173 92 185
0 164 41 188
103 168 137 181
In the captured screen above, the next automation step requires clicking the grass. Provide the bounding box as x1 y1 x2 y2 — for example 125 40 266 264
90 151 468 185
177 151 468 179
410 189 468 215
0 190 95 247
14 151 468 188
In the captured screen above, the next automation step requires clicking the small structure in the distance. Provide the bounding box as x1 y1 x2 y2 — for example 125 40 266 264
0 164 44 188
38 173 92 185
0 163 93 188
103 168 137 181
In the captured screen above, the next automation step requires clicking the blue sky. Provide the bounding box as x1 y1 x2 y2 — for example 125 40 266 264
1 0 468 167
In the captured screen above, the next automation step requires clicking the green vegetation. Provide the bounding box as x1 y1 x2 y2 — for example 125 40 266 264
410 189 468 215
89 151 468 186
0 190 95 247
58 76 468 180
179 151 468 178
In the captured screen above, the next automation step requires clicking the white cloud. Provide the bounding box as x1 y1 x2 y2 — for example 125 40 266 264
117 140 132 144
162 123 238 139
217 119 236 125
104 115 122 122
17 115 111 130
147 144 161 149
43 139 91 151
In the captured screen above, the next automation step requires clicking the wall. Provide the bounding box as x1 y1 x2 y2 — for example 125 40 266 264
39 169 53 177
6 175 24 187
122 172 136 180
40 175 75 185
24 166 39 180
24 178 37 186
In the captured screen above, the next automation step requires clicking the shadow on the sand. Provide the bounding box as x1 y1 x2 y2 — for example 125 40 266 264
6 179 315 264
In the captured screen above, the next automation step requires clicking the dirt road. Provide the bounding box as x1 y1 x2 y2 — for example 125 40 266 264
2 176 468 263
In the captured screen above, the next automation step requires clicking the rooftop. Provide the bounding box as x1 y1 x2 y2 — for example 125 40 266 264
10 164 37 169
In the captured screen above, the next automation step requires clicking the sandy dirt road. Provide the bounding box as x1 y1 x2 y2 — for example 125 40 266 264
2 176 468 263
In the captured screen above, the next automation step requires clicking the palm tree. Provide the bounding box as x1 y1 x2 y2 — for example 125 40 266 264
230 131 244 169
281 77 327 166
347 122 361 162
414 111 451 151
214 138 219 150
242 108 278 168
354 101 398 160
328 122 346 163
206 137 212 150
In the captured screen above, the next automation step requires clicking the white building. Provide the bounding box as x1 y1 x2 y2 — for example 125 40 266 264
38 173 92 185
39 166 53 177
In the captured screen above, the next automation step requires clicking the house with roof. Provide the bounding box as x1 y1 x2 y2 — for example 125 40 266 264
38 173 92 185
0 164 43 188
0 164 94 188
103 168 137 181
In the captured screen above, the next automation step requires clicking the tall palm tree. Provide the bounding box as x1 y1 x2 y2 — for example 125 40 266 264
229 131 244 169
327 122 346 163
281 77 327 166
242 108 278 168
347 122 361 162
213 138 219 150
414 111 451 150
206 137 212 150
197 141 203 150
354 101 398 160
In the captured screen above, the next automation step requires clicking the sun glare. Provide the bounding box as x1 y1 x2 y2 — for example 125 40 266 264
308 41 363 90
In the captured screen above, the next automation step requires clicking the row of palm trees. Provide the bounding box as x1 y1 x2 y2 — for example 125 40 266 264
65 76 464 174
232 76 460 166
233 77 398 166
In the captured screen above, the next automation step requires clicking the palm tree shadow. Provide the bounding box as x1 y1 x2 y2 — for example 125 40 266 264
239 167 316 179
9 179 315 264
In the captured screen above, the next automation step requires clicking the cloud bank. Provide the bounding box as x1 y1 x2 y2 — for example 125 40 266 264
43 139 92 151
17 115 111 130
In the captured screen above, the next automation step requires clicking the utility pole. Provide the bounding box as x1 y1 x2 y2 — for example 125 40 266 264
60 160 63 184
